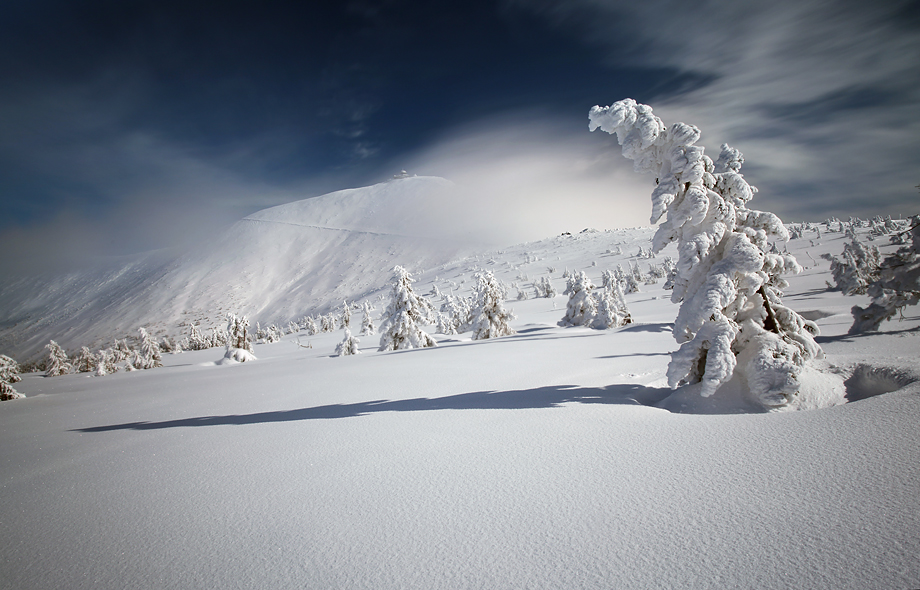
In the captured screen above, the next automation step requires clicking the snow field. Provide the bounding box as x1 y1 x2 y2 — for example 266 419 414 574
2 180 920 589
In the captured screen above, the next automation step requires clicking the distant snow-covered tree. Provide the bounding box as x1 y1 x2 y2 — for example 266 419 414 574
470 271 516 340
849 216 920 333
226 313 253 353
821 235 882 295
135 327 163 370
94 348 118 377
74 346 97 373
438 294 472 335
378 265 437 351
184 324 208 351
559 270 597 327
360 302 376 336
340 301 352 329
593 283 632 330
45 340 72 377
335 328 361 356
534 276 557 298
0 354 24 400
590 98 821 407
303 316 319 336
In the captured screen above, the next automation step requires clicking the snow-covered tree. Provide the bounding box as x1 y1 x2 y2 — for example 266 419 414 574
94 348 118 377
303 316 319 336
340 301 352 329
0 354 24 400
45 340 72 377
590 98 821 406
226 313 253 353
849 216 920 333
821 235 882 295
470 271 516 340
378 265 437 351
184 324 208 351
73 346 97 373
135 327 163 370
360 301 376 336
534 276 557 298
335 328 361 356
593 283 632 329
559 270 597 327
438 294 472 335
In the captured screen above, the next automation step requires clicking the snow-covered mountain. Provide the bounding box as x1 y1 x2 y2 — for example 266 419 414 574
0 176 501 361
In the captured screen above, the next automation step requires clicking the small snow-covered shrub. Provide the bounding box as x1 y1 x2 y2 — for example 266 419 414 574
335 329 361 356
590 98 822 407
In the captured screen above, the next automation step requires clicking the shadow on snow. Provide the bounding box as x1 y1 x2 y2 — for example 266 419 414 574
73 383 673 432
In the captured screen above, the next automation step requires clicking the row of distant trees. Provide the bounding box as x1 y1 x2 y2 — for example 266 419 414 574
0 259 645 398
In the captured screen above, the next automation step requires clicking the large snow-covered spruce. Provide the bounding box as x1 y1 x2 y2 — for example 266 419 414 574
377 266 437 352
589 98 822 407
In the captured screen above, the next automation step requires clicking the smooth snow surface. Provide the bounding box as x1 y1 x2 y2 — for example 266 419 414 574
2 209 920 589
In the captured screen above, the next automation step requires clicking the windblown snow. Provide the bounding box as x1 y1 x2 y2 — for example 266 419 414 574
1 177 918 590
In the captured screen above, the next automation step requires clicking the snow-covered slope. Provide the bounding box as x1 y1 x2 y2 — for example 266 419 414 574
0 176 486 361
2 221 919 590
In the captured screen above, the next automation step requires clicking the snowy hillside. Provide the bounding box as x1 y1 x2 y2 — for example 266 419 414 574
0 176 492 361
2 216 919 589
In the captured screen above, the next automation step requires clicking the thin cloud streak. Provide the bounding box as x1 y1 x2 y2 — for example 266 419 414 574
516 0 920 220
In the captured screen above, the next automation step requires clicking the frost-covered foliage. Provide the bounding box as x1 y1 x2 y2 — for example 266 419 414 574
74 346 97 373
438 294 472 335
340 301 352 329
227 313 253 353
470 271 516 340
559 271 598 328
590 99 821 406
533 276 557 298
360 301 376 336
45 340 72 377
335 328 361 356
593 283 632 330
95 349 119 377
378 266 438 352
135 327 163 370
821 236 882 295
183 324 209 351
257 323 283 344
850 217 920 333
303 316 319 336
0 354 24 401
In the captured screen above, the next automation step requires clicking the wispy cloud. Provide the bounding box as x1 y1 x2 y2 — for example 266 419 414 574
397 114 656 244
513 0 920 220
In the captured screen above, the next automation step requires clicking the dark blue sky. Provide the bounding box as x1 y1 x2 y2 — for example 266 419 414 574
1 0 918 272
